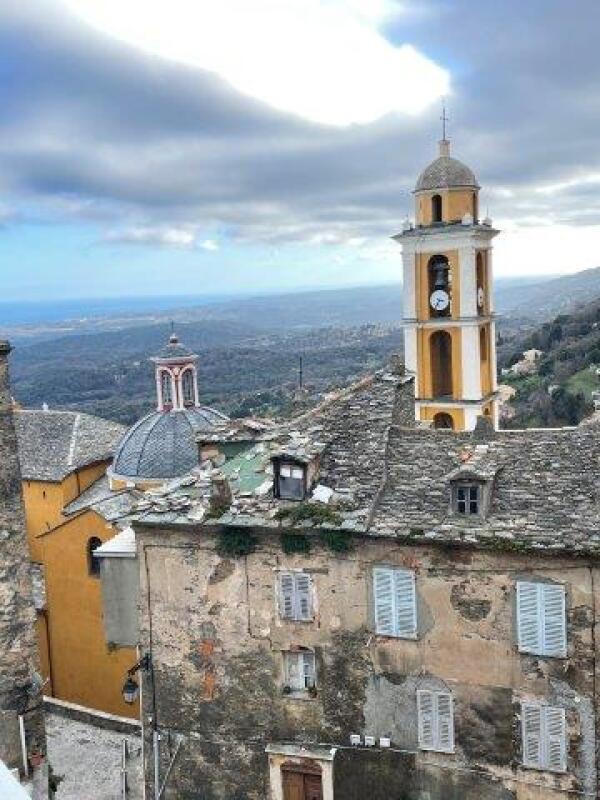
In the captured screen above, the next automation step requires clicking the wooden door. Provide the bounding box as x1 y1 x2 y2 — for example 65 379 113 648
282 769 323 800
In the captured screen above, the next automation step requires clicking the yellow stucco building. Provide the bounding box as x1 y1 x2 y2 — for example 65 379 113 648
15 408 140 718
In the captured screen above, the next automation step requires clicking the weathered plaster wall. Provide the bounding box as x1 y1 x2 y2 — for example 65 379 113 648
136 526 600 799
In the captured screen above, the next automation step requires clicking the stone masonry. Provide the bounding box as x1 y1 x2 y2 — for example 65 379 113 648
0 341 46 779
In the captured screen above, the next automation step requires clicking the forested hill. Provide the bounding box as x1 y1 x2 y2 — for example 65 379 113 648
498 298 600 427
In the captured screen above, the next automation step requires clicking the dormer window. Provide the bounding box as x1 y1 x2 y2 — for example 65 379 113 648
277 462 306 501
452 482 481 516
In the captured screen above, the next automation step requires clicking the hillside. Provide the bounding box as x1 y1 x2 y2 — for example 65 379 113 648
498 298 600 427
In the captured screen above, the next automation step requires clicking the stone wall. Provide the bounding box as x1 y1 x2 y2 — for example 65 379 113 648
136 524 600 800
0 342 46 775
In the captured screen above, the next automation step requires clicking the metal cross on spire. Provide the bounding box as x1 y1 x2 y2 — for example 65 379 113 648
440 99 449 141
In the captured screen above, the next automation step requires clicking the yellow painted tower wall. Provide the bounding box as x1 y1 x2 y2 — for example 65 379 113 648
416 188 478 226
38 508 139 718
22 460 139 719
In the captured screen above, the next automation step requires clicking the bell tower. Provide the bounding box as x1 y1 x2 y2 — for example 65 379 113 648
394 135 498 431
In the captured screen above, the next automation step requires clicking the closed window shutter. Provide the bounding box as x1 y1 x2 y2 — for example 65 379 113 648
279 573 295 619
517 582 542 654
436 692 454 753
395 569 417 638
417 690 435 750
541 584 566 657
522 702 543 769
295 574 312 621
374 568 395 635
544 706 566 773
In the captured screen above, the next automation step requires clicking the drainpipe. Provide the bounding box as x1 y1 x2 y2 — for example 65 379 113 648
18 715 29 779
153 731 160 800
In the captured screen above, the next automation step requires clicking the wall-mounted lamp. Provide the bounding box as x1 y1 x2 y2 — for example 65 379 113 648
122 653 150 705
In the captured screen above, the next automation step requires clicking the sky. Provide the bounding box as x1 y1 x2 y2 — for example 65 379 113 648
2 0 600 301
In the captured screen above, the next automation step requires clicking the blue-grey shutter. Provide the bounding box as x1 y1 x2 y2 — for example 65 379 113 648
522 702 543 769
541 584 566 658
374 568 394 635
517 582 542 654
544 706 566 772
279 573 295 619
394 569 417 638
417 690 435 750
436 692 454 753
295 574 312 621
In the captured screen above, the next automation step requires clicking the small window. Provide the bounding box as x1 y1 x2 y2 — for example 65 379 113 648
431 194 442 223
453 483 480 515
521 702 567 772
417 689 454 753
373 567 417 638
517 581 567 658
279 573 313 621
277 463 306 501
284 651 316 692
87 536 102 577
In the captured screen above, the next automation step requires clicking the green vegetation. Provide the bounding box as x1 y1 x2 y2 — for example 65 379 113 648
275 502 342 528
499 298 599 427
217 528 257 558
280 532 312 555
320 530 352 553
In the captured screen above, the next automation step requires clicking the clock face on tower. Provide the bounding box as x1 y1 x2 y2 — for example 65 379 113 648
430 289 450 312
477 286 485 308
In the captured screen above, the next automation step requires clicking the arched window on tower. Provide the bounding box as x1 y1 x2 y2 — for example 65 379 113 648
431 194 442 223
476 252 485 316
480 327 488 364
433 412 454 430
430 330 453 398
182 369 195 407
87 536 102 577
160 371 173 408
428 255 451 318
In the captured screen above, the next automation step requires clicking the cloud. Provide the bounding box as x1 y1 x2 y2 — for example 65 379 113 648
199 239 219 252
104 226 197 247
2 0 600 293
62 0 449 126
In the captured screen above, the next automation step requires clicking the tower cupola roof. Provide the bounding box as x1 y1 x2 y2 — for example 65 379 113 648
415 139 479 192
152 331 197 362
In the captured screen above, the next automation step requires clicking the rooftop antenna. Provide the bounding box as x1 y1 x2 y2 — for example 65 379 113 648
440 98 449 141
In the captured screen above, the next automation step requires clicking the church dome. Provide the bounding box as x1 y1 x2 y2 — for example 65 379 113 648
415 140 479 192
112 406 228 481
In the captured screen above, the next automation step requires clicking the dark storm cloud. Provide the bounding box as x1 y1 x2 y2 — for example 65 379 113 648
2 0 600 246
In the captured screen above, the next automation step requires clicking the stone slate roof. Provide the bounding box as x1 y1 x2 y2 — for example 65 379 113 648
415 155 479 191
128 371 415 529
371 419 600 553
14 410 125 482
112 406 229 481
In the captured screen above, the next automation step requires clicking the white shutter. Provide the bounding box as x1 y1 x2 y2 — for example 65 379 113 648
395 569 417 638
541 584 567 658
302 652 316 688
417 690 435 750
544 706 566 773
521 702 543 768
517 582 542 654
374 568 395 635
436 692 455 753
295 574 312 621
279 573 295 619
